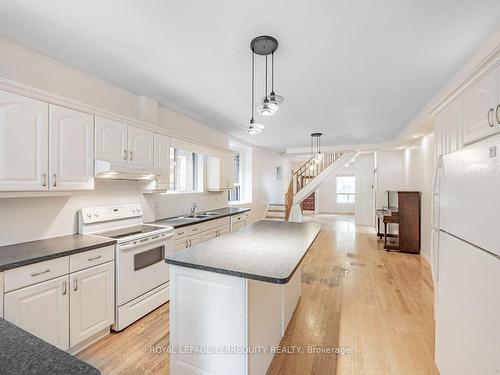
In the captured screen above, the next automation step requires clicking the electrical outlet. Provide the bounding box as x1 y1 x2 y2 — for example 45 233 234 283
489 146 496 158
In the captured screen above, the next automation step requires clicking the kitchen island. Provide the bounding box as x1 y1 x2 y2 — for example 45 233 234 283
165 220 321 375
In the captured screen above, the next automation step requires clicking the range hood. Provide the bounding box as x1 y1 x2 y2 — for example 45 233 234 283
94 160 161 181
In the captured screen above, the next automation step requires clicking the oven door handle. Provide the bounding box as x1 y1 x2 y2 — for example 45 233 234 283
120 235 172 250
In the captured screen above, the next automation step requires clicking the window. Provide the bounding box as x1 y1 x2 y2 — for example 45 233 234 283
228 153 241 202
336 175 355 203
228 140 252 204
169 148 203 193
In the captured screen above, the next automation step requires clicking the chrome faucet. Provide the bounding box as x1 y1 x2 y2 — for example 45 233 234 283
190 203 198 214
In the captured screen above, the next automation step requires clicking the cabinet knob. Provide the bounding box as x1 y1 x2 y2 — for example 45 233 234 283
73 278 78 291
42 173 47 187
53 174 57 187
496 104 500 125
123 150 128 160
62 280 67 295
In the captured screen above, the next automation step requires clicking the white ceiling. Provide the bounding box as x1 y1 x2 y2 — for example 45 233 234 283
0 1 499 151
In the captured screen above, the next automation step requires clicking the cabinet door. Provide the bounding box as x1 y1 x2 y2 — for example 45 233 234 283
70 262 114 348
201 229 217 242
218 225 230 237
4 275 69 350
0 91 48 191
49 105 94 190
175 238 189 250
225 152 235 189
95 116 128 164
462 67 499 144
154 133 170 189
189 235 201 247
128 126 153 168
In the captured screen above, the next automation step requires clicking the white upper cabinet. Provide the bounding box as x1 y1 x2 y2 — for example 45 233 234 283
95 116 128 164
207 152 234 191
70 262 114 348
462 66 499 145
95 117 154 169
0 91 48 191
4 275 70 350
154 133 170 189
434 97 463 157
49 105 94 190
128 125 154 168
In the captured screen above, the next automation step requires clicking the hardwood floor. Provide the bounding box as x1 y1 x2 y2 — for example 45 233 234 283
77 214 438 375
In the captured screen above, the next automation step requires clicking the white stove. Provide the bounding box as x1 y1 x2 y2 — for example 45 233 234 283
79 203 174 331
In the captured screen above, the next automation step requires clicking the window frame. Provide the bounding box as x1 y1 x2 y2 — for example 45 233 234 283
336 174 356 204
168 147 203 194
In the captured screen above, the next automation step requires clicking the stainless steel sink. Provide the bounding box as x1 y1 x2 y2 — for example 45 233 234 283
202 212 221 216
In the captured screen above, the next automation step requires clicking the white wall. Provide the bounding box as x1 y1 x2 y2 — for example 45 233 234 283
0 36 288 245
316 164 355 214
375 150 403 208
355 153 375 226
402 133 436 261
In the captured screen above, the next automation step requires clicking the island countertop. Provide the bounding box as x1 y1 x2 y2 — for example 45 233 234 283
165 220 321 284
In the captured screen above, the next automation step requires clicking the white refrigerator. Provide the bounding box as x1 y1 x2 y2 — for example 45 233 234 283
434 133 500 375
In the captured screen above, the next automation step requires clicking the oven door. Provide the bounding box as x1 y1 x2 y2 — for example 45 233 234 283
116 236 173 306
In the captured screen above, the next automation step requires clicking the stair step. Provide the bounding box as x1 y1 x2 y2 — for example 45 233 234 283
266 212 285 218
263 217 285 222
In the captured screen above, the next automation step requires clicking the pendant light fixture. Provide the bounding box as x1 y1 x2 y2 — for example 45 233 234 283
265 52 284 112
246 48 264 134
311 132 323 164
246 36 283 130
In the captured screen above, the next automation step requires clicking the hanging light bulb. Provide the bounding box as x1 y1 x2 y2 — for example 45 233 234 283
267 52 284 111
246 51 264 135
258 54 277 116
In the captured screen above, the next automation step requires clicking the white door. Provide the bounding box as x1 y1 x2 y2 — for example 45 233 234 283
4 275 69 350
70 262 114 347
95 116 128 164
0 91 48 191
154 133 170 189
435 232 500 375
49 105 94 190
128 125 153 168
462 67 499 145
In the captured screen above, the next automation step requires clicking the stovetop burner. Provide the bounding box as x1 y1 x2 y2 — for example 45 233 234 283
94 225 164 240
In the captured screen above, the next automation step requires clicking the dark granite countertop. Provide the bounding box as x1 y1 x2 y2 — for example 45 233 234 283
0 235 116 272
0 318 100 375
165 220 321 284
152 207 251 229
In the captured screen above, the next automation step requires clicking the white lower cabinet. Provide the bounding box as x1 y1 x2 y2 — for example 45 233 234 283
4 275 70 350
70 262 114 347
3 253 115 352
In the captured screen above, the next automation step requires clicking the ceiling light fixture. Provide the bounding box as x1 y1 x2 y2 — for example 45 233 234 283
247 36 283 127
246 48 264 135
310 132 323 164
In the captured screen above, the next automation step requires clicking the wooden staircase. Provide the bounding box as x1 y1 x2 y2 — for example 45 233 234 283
285 152 343 221
265 203 286 221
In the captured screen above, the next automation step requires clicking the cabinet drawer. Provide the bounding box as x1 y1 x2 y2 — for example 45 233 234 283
4 257 69 292
200 217 230 232
231 214 245 224
174 224 200 239
70 245 115 273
